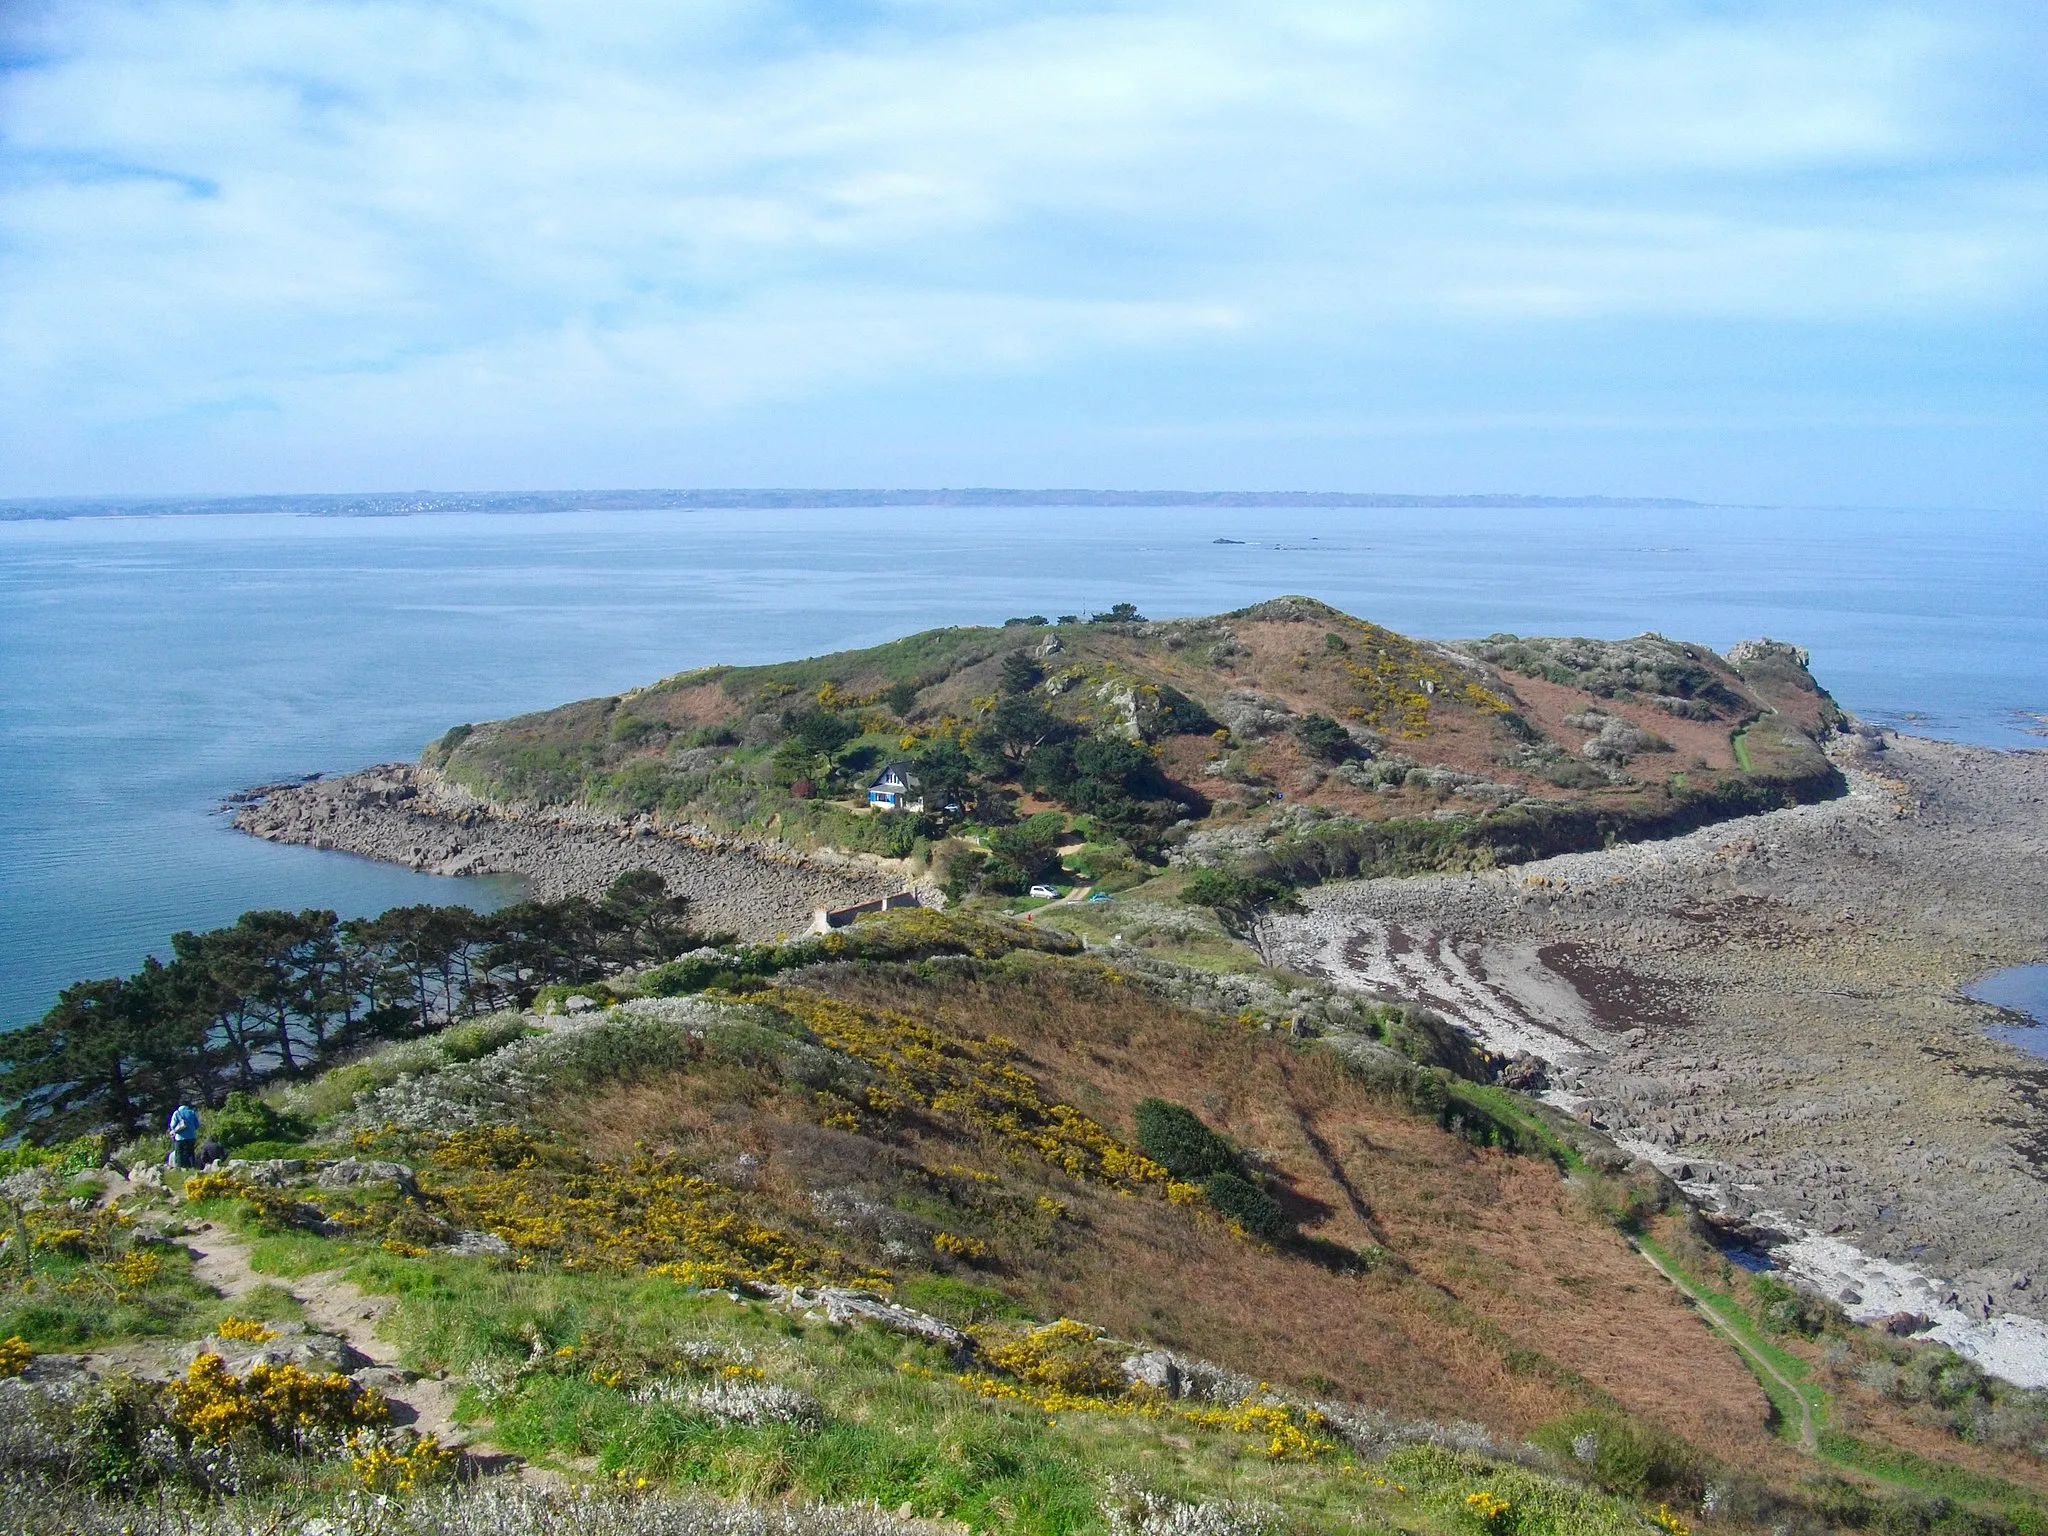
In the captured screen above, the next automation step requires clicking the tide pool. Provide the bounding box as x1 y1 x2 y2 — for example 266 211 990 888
1969 965 2048 1057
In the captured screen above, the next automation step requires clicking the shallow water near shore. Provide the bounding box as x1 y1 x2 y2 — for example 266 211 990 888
1970 965 2048 1056
4 501 2045 1029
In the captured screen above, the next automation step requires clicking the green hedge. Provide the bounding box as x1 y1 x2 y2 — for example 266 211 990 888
1202 1170 1286 1241
1131 1097 1241 1181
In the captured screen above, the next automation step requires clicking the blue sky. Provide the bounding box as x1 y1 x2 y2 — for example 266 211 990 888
1 0 2043 506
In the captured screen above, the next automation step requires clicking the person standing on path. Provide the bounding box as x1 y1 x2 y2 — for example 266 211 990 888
167 1103 201 1168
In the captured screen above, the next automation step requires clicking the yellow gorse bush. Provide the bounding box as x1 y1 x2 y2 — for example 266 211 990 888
182 1169 249 1203
930 1232 988 1261
330 1125 881 1292
950 1367 1336 1462
978 1319 1125 1396
168 1352 388 1449
350 1431 455 1492
948 1319 1336 1462
1177 1397 1336 1461
1650 1504 1692 1536
111 1248 163 1289
1316 617 1510 739
0 1336 32 1377
1465 1489 1512 1530
214 1314 279 1343
7 1201 178 1310
771 989 1171 1193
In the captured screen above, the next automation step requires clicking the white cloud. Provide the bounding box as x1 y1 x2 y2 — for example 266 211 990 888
0 0 2043 493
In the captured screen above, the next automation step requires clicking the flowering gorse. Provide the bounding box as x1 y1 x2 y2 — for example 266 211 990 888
349 1429 456 1492
1465 1490 1512 1531
166 1352 387 1451
212 1315 277 1344
769 989 1172 1192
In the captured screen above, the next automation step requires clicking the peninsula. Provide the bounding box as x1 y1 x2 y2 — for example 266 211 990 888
238 598 2048 1376
13 597 2048 1534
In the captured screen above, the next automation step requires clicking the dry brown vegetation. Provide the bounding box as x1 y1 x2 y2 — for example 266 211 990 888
551 958 1797 1478
1508 672 1739 772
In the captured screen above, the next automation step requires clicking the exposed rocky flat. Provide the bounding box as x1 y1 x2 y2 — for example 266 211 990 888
1271 733 2048 1360
234 763 907 939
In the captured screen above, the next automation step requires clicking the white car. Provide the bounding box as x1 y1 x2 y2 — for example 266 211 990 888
1027 884 1061 900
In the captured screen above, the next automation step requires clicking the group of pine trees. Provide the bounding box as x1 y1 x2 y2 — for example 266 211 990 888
0 869 709 1145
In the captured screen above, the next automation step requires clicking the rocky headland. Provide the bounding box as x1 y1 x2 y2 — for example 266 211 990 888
233 763 910 939
1270 731 2048 1380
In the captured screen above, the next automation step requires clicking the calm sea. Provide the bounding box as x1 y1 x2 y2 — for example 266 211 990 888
4 503 2044 1030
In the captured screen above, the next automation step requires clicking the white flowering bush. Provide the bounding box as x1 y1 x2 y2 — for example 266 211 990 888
677 1379 822 1431
1101 1478 1277 1536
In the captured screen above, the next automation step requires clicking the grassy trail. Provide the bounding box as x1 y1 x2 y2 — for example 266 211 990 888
1634 1239 1819 1453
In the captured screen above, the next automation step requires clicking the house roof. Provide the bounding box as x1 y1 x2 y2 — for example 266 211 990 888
870 762 919 788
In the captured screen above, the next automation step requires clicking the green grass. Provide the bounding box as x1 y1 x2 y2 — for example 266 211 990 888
0 1237 217 1350
164 1196 1682 1534
244 1229 356 1278
1440 1082 1589 1171
1636 1237 2048 1519
1731 728 1755 772
1819 1429 2046 1511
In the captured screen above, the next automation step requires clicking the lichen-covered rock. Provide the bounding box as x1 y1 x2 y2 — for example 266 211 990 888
314 1158 417 1196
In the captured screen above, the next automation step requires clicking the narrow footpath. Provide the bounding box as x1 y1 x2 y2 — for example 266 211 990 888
79 1173 539 1483
1635 1241 1819 1454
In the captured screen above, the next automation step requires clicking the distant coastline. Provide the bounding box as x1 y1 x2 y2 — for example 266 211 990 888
0 487 1705 520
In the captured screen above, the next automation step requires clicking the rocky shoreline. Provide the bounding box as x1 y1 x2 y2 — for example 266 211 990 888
1270 731 2048 1380
233 763 912 940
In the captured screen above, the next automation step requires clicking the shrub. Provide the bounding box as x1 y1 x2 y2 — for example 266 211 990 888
986 813 1067 884
1531 1408 1702 1502
435 1013 534 1063
941 849 989 903
206 1093 312 1153
1132 1098 1242 1182
0 1351 390 1497
978 1319 1126 1396
682 1378 822 1430
1176 870 1299 939
1202 1171 1286 1242
1746 1274 1835 1337
223 1140 310 1162
1153 686 1218 737
1293 713 1356 763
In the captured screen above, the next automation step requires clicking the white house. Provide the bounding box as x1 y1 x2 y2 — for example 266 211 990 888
866 762 924 811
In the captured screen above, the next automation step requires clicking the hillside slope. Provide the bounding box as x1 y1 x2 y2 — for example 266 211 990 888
414 598 1843 897
14 910 2048 1534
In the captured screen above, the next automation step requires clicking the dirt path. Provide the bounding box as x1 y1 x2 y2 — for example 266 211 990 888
178 1217 537 1480
1635 1240 1819 1454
